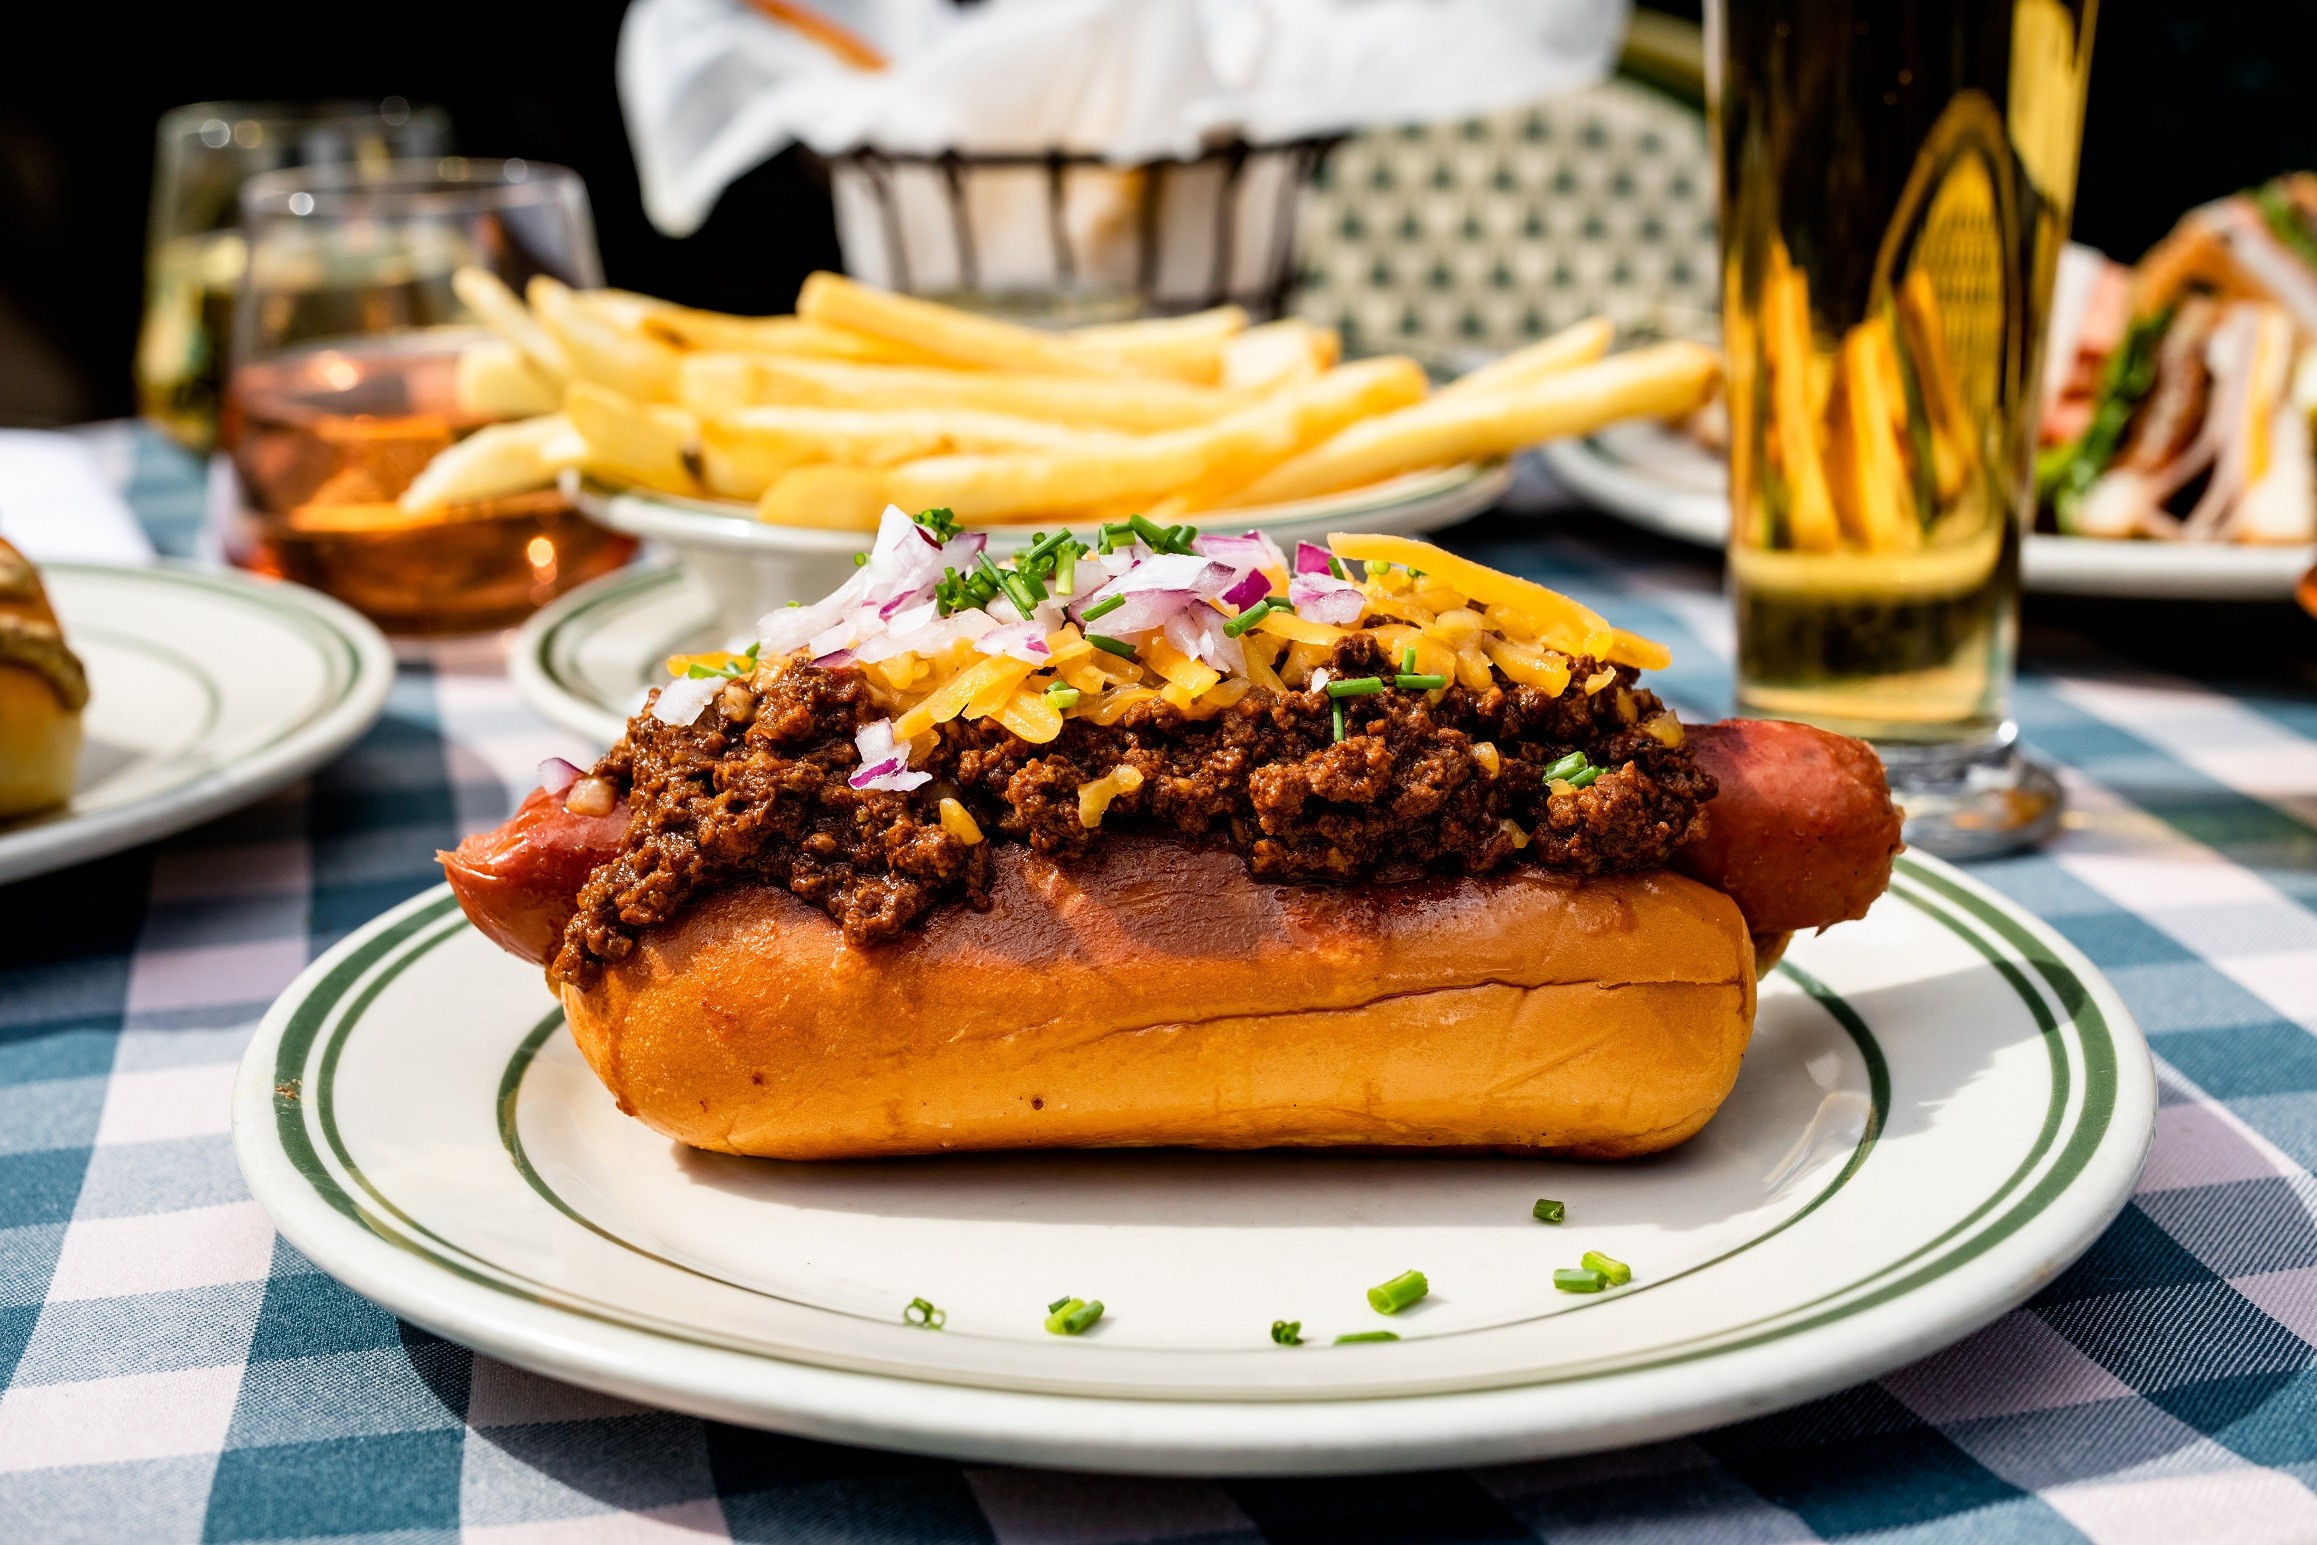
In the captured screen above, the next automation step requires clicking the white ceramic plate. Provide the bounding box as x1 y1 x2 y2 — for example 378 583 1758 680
511 564 737 745
0 564 394 885
233 853 2150 1475
1540 425 2317 600
569 463 1514 642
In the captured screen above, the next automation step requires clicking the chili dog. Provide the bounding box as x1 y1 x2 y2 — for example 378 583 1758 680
444 517 1902 1160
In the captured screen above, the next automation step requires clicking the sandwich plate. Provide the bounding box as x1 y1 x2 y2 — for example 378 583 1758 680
0 563 394 885
1540 424 2317 600
233 853 2151 1475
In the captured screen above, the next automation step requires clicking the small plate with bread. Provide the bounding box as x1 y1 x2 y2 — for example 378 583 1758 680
236 523 2152 1473
0 551 393 885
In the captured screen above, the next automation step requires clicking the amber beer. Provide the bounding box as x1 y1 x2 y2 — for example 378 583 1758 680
1711 0 2095 765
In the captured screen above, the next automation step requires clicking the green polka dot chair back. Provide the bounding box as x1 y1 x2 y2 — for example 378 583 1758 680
1293 79 1716 365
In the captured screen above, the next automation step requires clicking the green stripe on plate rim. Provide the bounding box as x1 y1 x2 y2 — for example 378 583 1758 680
536 565 709 716
52 561 366 701
267 854 2114 1393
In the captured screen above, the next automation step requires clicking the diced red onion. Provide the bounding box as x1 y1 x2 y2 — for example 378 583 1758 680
1290 572 1366 625
1294 541 1337 576
975 619 1052 663
1309 667 1331 691
536 757 583 796
1165 608 1245 676
1194 531 1287 572
1087 588 1200 636
650 674 721 727
1219 567 1271 611
850 719 932 793
811 648 856 669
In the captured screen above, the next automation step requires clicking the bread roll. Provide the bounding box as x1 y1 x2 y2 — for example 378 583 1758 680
561 835 1756 1161
0 539 85 820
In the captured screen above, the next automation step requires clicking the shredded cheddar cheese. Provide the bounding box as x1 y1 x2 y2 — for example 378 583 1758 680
1077 763 1145 828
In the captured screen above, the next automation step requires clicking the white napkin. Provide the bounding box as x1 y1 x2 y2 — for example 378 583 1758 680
621 0 1629 237
0 430 156 567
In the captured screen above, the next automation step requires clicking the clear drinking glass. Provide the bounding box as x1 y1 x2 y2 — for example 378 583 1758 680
1709 0 2098 856
223 157 634 634
137 99 451 453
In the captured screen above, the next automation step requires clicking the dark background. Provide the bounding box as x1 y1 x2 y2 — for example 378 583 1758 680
4 0 2313 426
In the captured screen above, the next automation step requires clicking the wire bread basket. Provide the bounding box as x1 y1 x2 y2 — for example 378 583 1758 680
818 137 1340 322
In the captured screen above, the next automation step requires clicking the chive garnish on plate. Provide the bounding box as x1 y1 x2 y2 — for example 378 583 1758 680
1554 1267 1607 1294
1044 1297 1104 1334
1367 1269 1429 1314
1532 1198 1565 1225
904 1296 946 1329
1581 1250 1632 1286
1335 1330 1398 1344
1271 1320 1304 1346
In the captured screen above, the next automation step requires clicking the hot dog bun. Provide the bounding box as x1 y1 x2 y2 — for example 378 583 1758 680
0 539 86 820
561 834 1756 1161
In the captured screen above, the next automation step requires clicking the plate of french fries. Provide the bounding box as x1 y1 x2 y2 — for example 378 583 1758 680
404 267 1718 541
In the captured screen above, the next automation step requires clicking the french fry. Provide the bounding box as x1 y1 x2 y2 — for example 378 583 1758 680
800 271 1167 379
699 406 1081 499
639 308 951 365
452 266 569 382
563 381 700 496
1171 355 1430 509
679 352 1235 432
398 413 570 513
1432 317 1614 401
1227 342 1720 506
1065 306 1250 384
1826 317 1921 553
755 464 892 529
530 276 681 402
454 339 562 420
1219 317 1340 394
1763 245 1841 553
882 357 1429 521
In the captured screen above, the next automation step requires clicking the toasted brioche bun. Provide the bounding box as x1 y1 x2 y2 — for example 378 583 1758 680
0 538 85 820
0 664 81 818
561 835 1757 1161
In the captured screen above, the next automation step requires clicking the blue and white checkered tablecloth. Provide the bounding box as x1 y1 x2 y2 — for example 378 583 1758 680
6 433 2317 1542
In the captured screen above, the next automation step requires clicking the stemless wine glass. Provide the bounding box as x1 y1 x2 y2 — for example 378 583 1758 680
138 99 451 452
224 157 634 634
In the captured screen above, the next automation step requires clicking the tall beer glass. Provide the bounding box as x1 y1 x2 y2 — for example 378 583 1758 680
1709 0 2096 855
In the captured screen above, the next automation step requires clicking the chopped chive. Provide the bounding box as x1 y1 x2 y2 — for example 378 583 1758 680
1565 765 1602 790
1335 1330 1399 1344
1326 555 1349 581
1128 513 1172 550
913 507 963 541
1022 529 1073 563
1540 751 1591 783
1045 683 1082 709
904 1296 946 1329
1332 700 1346 742
1088 634 1137 659
1044 1297 1104 1335
1553 1267 1607 1294
1400 644 1417 673
1325 676 1386 698
1366 1269 1429 1315
1395 673 1448 690
1222 599 1275 637
1580 1250 1631 1286
685 664 718 678
1080 593 1125 622
1055 546 1076 594
852 551 869 567
1270 1319 1304 1346
1532 1198 1566 1225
